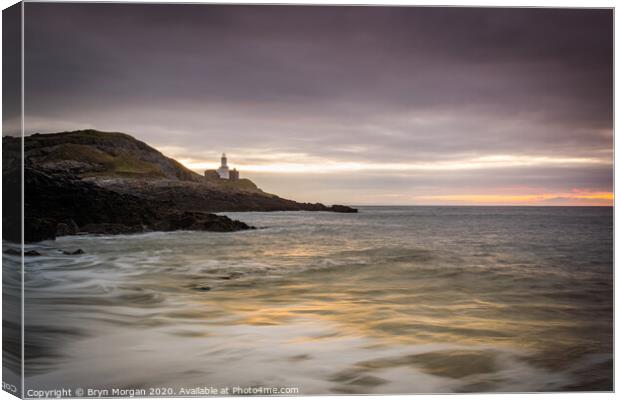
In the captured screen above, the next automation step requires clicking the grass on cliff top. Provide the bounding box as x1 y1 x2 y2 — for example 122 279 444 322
203 171 260 191
34 129 134 142
41 143 166 178
218 178 259 191
27 130 262 186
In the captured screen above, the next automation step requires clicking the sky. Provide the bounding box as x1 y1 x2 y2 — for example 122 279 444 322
19 3 613 205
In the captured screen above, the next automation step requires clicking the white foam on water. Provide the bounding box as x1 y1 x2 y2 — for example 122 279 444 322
24 316 574 394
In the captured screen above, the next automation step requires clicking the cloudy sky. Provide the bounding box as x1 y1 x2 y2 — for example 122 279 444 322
21 3 613 205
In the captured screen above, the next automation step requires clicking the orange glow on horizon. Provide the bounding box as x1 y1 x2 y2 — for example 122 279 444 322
419 191 614 205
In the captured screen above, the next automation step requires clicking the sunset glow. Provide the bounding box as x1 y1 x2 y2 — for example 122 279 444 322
419 191 614 206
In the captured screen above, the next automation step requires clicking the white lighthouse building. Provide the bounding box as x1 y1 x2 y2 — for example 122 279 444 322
205 153 239 181
216 153 230 179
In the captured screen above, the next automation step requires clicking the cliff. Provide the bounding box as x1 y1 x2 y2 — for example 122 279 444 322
16 130 356 213
21 130 218 182
2 130 356 242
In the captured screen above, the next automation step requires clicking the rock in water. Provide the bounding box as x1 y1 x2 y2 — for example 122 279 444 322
3 249 43 256
330 205 358 213
62 249 84 255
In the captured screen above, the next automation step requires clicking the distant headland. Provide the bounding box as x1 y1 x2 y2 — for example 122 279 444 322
2 130 357 242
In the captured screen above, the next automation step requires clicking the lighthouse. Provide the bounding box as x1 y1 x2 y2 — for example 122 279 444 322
216 153 230 179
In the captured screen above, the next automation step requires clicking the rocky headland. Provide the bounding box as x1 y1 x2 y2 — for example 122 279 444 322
2 130 357 242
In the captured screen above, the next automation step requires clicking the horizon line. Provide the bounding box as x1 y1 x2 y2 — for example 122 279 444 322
341 204 614 207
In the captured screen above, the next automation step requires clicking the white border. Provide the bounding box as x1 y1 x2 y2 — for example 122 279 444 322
0 2 615 400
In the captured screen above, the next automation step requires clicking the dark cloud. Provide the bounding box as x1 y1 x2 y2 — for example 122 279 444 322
22 3 613 204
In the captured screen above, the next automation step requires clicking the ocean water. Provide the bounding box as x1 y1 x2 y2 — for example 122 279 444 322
3 206 613 394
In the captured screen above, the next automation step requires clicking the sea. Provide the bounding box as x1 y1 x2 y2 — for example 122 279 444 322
3 206 613 394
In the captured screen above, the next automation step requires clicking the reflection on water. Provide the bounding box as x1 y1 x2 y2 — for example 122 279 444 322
6 207 613 393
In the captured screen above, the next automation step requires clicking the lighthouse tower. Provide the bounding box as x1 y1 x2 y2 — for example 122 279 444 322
217 153 230 179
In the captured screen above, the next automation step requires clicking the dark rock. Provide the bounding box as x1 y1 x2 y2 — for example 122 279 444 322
152 211 253 233
193 286 211 292
100 181 358 214
24 217 57 242
80 223 145 235
8 167 157 242
330 204 358 213
62 249 84 255
56 220 79 237
24 250 41 256
3 166 255 242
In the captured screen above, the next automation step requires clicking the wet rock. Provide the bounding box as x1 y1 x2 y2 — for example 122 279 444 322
62 249 84 255
80 223 144 235
152 211 253 233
